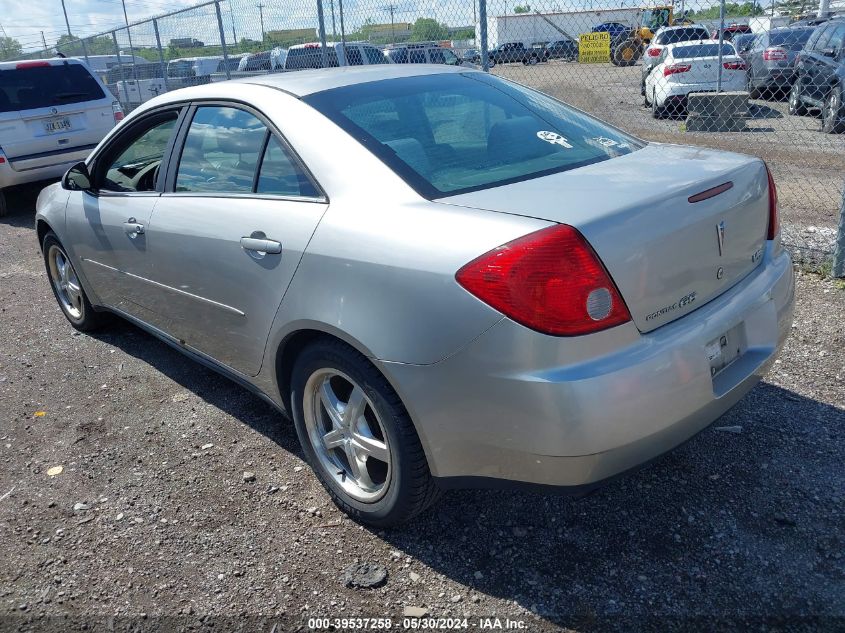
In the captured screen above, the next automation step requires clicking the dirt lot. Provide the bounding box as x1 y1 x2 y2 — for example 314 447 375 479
494 61 845 248
0 178 844 631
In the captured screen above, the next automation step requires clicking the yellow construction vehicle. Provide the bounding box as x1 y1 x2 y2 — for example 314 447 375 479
611 5 693 66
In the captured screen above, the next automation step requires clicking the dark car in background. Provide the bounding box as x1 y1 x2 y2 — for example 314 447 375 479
238 51 273 72
384 43 461 65
462 48 480 63
545 39 579 61
711 24 753 41
488 42 542 65
789 17 845 133
746 27 815 97
732 32 756 57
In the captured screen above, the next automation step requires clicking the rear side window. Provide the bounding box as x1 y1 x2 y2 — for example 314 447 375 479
673 43 735 58
364 47 388 64
286 48 339 69
256 136 319 198
409 49 427 63
827 23 845 54
0 63 105 113
346 47 364 65
303 72 641 198
176 106 267 193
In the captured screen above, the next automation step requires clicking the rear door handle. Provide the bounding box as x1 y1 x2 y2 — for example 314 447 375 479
240 237 282 254
123 218 145 237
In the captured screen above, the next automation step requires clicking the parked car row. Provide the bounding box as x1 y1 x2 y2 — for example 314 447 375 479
639 16 844 133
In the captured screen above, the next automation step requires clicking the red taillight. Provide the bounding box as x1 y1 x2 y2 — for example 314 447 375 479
765 164 779 240
723 61 746 70
114 111 125 122
455 224 631 336
16 61 51 69
664 63 691 77
112 101 124 122
762 47 787 61
647 47 662 57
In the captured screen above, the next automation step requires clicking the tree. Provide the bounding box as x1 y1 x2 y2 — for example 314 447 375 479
0 36 22 61
687 1 765 18
410 17 448 42
514 5 531 13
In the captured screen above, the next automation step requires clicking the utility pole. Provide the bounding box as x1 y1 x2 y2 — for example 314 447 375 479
60 0 72 37
330 0 337 40
382 4 397 43
256 3 266 43
41 31 48 55
120 0 139 81
818 0 830 17
229 1 238 45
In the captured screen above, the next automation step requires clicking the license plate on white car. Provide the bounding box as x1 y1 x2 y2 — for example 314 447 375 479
43 117 71 133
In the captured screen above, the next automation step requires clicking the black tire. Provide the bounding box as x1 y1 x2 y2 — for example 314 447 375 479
747 74 760 100
42 232 109 332
789 82 808 116
290 338 442 527
651 90 663 119
611 39 641 67
821 85 845 134
0 190 7 218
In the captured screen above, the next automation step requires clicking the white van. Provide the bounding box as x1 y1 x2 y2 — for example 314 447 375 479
0 58 122 216
272 42 390 70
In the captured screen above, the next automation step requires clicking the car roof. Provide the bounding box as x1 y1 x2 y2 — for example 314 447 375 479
658 24 709 31
171 64 471 99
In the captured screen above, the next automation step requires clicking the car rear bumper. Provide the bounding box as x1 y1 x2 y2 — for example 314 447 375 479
656 76 747 106
381 243 794 489
0 145 94 189
753 68 796 88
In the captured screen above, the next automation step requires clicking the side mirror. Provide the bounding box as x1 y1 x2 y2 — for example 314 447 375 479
62 161 92 191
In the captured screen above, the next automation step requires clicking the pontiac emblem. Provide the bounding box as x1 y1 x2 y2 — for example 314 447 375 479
716 220 726 256
50 107 58 115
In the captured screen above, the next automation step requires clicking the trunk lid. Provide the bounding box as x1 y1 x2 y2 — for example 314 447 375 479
440 143 770 333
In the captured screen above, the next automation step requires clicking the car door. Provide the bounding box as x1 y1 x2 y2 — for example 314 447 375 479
65 106 184 321
816 23 845 100
802 24 834 103
143 103 328 377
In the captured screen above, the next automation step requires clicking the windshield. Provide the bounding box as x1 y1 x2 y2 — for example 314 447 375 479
303 72 642 198
0 63 105 112
643 9 671 31
673 43 735 58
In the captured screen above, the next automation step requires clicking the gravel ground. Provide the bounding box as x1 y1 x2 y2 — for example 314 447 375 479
1 174 844 629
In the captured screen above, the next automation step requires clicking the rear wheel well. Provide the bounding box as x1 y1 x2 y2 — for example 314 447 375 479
276 330 345 411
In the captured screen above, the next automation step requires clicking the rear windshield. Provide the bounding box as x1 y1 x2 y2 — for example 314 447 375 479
770 29 814 50
656 28 709 45
0 63 105 112
303 72 642 198
673 43 735 58
286 48 340 69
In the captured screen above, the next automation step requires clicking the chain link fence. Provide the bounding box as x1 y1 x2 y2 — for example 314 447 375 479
9 0 845 272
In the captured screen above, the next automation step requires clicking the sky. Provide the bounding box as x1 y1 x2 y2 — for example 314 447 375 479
0 0 815 55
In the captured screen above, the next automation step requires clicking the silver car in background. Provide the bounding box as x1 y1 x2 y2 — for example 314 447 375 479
35 65 794 526
0 58 122 216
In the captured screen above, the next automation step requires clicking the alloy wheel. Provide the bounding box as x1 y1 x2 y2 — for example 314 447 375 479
303 369 392 502
822 88 843 133
47 245 84 320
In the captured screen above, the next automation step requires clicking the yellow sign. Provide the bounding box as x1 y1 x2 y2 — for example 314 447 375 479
578 32 611 64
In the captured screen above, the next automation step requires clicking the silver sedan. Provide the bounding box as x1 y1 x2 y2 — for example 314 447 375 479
36 65 794 526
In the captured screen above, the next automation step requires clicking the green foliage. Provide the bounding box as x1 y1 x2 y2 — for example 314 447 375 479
410 17 448 42
451 28 476 39
687 1 764 19
514 4 532 13
0 36 22 61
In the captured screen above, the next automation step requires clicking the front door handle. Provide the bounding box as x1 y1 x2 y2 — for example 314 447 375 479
123 218 145 237
240 236 282 254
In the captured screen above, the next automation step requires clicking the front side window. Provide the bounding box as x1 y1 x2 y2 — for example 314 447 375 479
429 49 445 64
175 106 267 193
303 73 641 198
827 23 845 54
99 112 179 193
409 49 427 63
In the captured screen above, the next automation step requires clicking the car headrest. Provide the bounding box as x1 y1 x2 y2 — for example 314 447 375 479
487 116 556 165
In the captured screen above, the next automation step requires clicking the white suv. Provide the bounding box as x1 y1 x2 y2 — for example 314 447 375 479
0 58 122 215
